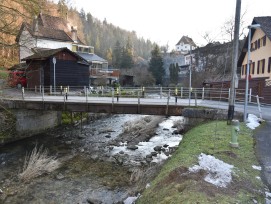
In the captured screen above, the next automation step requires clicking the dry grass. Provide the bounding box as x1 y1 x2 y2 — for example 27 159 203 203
19 145 61 182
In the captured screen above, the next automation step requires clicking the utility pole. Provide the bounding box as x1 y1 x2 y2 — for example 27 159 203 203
228 0 241 124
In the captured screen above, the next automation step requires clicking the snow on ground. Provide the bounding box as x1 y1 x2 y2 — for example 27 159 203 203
246 114 261 130
189 153 234 188
110 116 183 164
252 165 262 171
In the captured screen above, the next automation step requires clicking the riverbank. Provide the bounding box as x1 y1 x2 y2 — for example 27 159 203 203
137 119 269 203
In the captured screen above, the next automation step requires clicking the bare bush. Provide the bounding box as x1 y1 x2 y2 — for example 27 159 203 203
19 145 61 182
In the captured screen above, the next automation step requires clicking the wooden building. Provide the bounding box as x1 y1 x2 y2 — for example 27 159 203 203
22 48 89 88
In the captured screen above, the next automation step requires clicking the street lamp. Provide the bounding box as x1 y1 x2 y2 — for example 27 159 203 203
189 45 192 106
244 24 260 122
52 57 56 94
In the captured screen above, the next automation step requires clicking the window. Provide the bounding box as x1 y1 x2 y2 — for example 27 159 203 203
258 39 261 48
257 60 260 74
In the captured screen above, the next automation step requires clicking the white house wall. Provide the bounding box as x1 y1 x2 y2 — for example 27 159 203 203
18 29 36 62
37 39 72 50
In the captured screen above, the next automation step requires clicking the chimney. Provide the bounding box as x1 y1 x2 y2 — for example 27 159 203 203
33 16 39 34
71 26 78 43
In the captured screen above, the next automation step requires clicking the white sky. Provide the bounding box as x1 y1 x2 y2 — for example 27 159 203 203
70 0 271 50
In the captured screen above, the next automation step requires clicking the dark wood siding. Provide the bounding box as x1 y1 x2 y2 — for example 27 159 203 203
49 59 89 87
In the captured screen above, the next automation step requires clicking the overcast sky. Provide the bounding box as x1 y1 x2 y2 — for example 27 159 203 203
70 0 271 50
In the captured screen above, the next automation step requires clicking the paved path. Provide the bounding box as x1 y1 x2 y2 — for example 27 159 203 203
255 120 271 190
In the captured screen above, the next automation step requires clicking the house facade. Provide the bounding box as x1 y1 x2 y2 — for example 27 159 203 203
22 48 89 88
238 17 271 82
175 36 196 53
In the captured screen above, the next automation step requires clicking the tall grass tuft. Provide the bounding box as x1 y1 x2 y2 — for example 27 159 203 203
19 145 61 182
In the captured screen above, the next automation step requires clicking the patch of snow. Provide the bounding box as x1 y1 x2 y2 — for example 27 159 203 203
252 165 262 171
256 176 261 180
266 192 271 204
189 153 234 188
246 114 261 130
266 192 271 198
123 194 140 204
145 183 151 188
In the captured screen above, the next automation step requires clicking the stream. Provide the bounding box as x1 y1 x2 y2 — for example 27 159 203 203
0 114 184 204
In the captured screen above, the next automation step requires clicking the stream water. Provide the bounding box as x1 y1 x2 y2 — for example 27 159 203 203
0 114 183 204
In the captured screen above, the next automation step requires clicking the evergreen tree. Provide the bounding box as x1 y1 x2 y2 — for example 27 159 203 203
112 40 122 68
169 63 179 85
121 37 134 69
149 44 164 85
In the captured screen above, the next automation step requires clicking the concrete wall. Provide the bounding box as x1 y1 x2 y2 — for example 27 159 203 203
0 110 61 144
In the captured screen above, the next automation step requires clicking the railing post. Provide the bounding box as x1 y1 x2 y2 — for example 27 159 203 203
142 86 145 98
117 87 119 102
256 95 263 120
86 88 88 103
22 87 24 100
35 85 37 93
42 86 44 102
195 90 197 106
166 89 170 115
160 86 162 99
228 88 230 100
202 87 205 100
180 87 183 99
175 87 178 104
137 91 140 113
112 88 114 104
65 87 68 100
67 86 69 94
39 85 42 94
60 86 63 95
84 86 86 97
50 85 52 95
249 88 252 102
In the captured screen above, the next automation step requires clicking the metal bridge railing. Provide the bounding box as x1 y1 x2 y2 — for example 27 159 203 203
3 85 266 107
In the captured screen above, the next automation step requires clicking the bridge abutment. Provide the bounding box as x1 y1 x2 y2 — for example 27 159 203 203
0 110 61 145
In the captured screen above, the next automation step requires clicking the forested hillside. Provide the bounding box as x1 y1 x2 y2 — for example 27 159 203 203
0 0 155 68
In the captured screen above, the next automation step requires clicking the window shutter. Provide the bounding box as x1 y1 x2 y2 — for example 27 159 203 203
263 36 266 46
257 60 260 74
252 62 255 74
258 39 261 48
262 59 265 74
268 57 271 73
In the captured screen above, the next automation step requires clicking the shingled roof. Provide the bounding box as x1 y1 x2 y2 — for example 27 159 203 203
16 13 83 44
176 36 196 47
22 47 88 64
253 16 271 41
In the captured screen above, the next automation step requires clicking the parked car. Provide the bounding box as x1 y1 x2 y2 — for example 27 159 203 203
8 71 27 88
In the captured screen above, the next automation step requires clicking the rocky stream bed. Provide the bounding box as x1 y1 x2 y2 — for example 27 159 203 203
0 114 184 204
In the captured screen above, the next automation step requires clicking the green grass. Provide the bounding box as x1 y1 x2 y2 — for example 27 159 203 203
137 121 265 204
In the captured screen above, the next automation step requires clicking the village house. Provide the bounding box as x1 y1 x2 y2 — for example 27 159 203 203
16 13 117 86
237 16 271 103
175 36 196 54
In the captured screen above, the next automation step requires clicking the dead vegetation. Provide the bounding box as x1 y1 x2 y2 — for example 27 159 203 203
19 145 60 182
